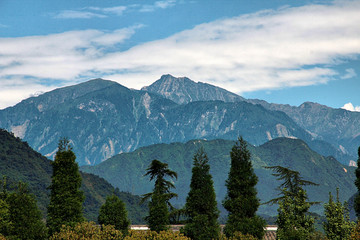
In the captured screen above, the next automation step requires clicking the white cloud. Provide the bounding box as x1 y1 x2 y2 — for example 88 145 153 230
341 68 357 79
0 1 360 108
342 102 360 112
87 6 127 15
53 5 127 19
139 0 176 12
54 10 107 19
0 77 55 109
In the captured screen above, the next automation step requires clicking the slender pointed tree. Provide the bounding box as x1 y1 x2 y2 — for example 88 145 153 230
324 188 355 240
354 147 360 217
183 148 220 240
142 159 177 232
223 137 265 239
47 138 84 235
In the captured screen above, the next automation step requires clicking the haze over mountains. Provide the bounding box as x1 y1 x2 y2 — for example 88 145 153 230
0 74 358 166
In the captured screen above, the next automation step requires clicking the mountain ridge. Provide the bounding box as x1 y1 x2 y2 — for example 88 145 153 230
0 75 359 165
81 137 356 216
0 77 313 165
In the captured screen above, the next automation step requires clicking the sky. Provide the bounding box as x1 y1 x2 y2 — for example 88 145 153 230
0 0 359 111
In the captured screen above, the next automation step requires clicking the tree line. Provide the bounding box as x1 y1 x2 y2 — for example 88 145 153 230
1 137 360 239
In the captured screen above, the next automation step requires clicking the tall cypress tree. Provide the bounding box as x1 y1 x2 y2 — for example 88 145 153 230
223 137 265 239
354 147 360 217
183 148 220 240
47 138 84 235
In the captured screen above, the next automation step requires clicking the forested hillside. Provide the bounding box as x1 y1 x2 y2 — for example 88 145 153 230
0 129 147 223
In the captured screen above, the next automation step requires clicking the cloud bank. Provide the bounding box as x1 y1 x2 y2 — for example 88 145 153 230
0 1 359 109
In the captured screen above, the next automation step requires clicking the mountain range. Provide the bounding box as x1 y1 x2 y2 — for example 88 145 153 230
1 74 358 166
81 137 356 216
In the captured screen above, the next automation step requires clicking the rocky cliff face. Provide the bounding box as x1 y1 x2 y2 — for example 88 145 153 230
0 78 310 165
142 74 244 104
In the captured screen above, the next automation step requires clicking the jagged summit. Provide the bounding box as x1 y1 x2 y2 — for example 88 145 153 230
142 74 244 104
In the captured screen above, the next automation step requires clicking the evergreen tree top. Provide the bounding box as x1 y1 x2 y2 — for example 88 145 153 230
57 137 72 152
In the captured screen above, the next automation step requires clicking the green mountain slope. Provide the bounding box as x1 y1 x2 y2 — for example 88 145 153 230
81 137 356 216
0 129 147 223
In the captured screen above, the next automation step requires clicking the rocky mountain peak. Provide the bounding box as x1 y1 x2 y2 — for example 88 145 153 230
142 74 244 104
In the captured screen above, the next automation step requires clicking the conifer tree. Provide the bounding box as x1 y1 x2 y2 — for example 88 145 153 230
98 194 130 233
0 199 11 237
324 188 355 240
142 159 177 232
6 183 47 240
0 178 11 236
354 147 360 217
276 188 314 239
266 166 318 240
223 137 265 239
183 148 220 240
47 138 84 235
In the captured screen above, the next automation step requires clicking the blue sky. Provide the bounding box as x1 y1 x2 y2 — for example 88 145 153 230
0 0 359 111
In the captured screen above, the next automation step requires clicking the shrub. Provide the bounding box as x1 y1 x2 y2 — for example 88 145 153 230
50 221 122 240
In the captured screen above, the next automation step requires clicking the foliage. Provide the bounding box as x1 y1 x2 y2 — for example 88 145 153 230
223 137 265 239
0 180 47 240
183 148 220 239
266 166 318 240
0 199 11 237
5 183 47 240
50 221 123 240
124 230 190 240
98 194 130 233
142 160 177 232
47 138 85 235
219 232 258 240
264 165 319 205
50 222 191 240
276 188 315 240
354 147 360 217
351 221 360 240
324 188 355 240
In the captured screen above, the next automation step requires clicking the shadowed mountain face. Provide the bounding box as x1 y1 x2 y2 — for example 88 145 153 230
0 77 312 165
81 137 356 216
0 128 147 223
